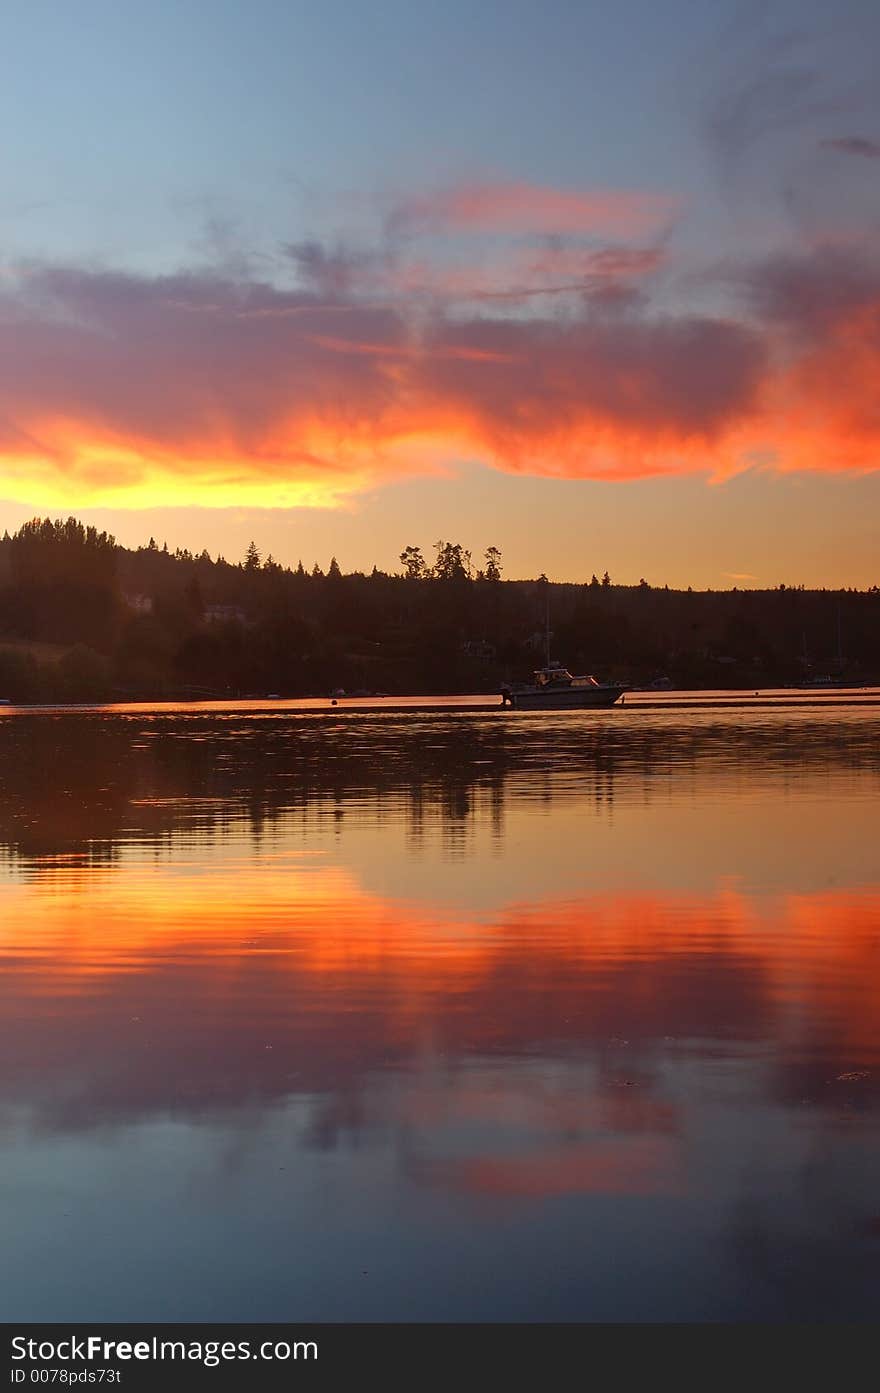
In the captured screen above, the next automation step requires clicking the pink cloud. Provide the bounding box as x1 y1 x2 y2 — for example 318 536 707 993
389 180 679 237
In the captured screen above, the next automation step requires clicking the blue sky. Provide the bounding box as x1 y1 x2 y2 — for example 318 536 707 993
0 0 753 268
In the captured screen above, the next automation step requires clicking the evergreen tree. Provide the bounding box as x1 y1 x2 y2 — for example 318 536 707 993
433 540 468 582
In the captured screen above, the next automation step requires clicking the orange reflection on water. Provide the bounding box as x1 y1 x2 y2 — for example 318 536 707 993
4 862 879 1036
2 858 878 1210
413 1136 681 1198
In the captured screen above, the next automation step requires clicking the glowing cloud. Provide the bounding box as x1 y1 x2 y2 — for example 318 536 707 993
1 236 880 510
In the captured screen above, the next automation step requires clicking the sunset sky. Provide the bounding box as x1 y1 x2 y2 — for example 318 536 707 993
2 0 879 586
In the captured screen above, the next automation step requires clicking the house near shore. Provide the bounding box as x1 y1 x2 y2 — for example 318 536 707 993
122 592 153 613
205 603 248 625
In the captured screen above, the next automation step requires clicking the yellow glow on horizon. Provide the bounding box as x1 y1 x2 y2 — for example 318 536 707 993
0 423 739 514
0 446 366 511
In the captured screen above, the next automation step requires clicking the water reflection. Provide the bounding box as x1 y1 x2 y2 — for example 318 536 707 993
1 705 879 1320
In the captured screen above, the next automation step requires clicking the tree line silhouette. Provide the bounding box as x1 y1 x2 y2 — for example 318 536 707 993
0 516 878 701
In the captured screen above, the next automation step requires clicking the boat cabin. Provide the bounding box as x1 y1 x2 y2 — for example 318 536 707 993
533 663 600 689
534 663 573 687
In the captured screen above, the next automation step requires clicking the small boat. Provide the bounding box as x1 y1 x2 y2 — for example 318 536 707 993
501 662 626 709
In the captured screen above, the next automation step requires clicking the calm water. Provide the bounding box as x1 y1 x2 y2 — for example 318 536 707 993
1 696 879 1321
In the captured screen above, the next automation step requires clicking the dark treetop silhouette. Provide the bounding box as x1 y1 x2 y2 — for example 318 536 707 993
0 517 877 701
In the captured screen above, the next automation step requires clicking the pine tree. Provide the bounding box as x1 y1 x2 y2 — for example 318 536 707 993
433 540 468 582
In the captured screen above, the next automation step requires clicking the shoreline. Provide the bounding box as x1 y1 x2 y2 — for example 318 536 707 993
2 687 880 716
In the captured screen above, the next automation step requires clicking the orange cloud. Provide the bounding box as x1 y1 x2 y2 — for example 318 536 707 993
1 243 879 509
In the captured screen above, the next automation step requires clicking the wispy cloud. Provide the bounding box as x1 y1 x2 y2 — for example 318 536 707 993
697 1 880 236
358 241 665 306
387 180 678 238
822 135 880 159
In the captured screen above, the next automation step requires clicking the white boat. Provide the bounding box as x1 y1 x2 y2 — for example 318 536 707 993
501 662 626 709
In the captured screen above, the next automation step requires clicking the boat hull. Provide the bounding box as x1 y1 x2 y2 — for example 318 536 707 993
503 685 625 709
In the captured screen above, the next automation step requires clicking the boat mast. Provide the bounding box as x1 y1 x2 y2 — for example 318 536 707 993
544 580 551 665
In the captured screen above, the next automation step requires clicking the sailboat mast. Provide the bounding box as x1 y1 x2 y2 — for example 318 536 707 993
545 585 551 665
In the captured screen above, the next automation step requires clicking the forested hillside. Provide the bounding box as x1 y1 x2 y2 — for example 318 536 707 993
0 518 877 701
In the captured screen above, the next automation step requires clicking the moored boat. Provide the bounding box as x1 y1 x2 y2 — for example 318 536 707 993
501 662 626 709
